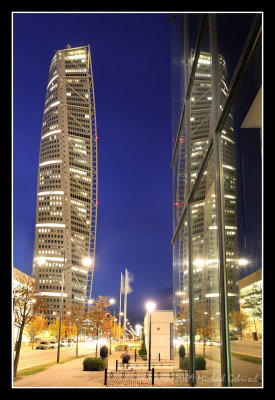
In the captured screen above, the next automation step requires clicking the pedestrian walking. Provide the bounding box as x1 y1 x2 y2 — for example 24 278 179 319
121 349 130 369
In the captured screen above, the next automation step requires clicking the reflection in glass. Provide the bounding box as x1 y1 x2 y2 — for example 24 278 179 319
191 152 221 386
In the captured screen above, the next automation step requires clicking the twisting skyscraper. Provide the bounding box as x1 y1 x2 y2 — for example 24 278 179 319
32 45 98 323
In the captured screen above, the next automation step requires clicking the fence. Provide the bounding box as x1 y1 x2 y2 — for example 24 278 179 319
104 368 189 387
115 359 174 371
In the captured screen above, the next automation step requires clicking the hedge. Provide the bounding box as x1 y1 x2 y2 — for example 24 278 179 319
180 356 206 370
83 357 105 371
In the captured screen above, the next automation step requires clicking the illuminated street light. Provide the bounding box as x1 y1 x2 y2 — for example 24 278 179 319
35 257 46 266
238 258 249 266
145 301 156 314
145 301 156 370
81 257 93 268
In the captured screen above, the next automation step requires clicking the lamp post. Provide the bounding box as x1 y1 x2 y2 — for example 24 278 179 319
57 255 93 362
145 301 156 371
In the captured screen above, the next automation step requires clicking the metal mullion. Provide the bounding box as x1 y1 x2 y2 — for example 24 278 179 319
170 104 185 169
182 14 196 388
209 13 232 387
171 14 207 170
185 14 207 100
171 137 213 245
188 137 213 204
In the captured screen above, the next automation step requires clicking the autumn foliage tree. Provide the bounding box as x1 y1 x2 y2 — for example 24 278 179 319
102 314 117 354
13 272 47 377
25 314 47 349
47 319 66 341
84 296 111 357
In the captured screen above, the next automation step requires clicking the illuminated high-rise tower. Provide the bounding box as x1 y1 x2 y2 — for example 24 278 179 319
173 50 239 323
32 45 98 323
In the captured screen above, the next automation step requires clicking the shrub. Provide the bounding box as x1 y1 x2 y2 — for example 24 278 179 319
181 356 206 370
83 357 105 371
138 332 147 359
179 345 186 358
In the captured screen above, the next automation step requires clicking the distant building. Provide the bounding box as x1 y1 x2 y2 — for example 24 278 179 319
144 310 173 360
32 45 98 323
239 268 262 338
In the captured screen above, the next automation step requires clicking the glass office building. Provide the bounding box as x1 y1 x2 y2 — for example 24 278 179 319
32 45 98 323
171 14 262 387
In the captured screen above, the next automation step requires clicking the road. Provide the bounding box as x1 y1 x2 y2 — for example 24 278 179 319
16 342 97 371
230 339 262 357
195 339 262 358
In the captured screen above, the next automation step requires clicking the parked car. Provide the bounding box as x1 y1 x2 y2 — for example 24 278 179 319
36 341 50 350
68 339 75 346
60 340 68 347
205 340 214 346
229 333 238 340
49 341 57 348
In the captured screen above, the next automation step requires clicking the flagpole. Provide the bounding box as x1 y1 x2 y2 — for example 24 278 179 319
123 268 127 347
119 272 122 343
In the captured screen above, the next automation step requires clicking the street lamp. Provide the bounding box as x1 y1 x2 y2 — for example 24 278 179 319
81 257 93 268
145 301 156 371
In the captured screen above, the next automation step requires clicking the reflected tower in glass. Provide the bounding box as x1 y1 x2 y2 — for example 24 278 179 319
171 13 262 387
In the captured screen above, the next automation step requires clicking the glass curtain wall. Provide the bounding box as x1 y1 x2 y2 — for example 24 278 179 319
171 13 262 387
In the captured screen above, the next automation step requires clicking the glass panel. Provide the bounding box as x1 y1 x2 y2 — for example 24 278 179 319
191 151 222 387
217 13 257 84
218 20 262 387
173 212 189 383
189 21 212 187
171 14 185 147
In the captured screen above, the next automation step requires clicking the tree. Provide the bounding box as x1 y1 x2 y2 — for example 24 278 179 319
241 283 262 334
25 314 47 349
229 310 249 339
47 319 66 341
84 296 110 357
102 314 116 354
69 303 86 357
13 273 47 377
194 304 213 356
138 332 147 359
241 283 262 319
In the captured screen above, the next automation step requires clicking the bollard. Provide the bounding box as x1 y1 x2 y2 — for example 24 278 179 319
152 368 155 385
116 359 118 371
135 349 137 361
104 368 107 386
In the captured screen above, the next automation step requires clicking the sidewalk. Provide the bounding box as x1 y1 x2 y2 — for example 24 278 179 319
13 350 121 388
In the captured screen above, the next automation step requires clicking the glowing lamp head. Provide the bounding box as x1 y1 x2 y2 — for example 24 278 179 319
145 301 156 314
238 258 249 266
36 257 46 266
82 257 93 268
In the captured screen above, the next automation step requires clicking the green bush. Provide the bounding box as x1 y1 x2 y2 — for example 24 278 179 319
138 332 147 359
181 356 206 370
83 357 105 371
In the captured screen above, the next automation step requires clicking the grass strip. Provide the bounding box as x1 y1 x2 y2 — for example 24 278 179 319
14 356 83 379
231 352 262 364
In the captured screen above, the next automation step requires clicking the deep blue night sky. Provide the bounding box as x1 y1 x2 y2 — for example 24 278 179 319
12 12 262 326
13 12 173 325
